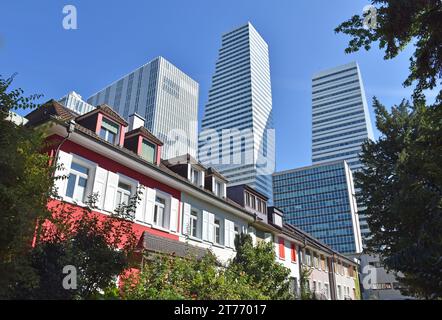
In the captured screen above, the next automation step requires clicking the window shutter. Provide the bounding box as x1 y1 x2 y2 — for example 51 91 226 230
291 243 297 262
103 171 119 212
202 210 209 241
224 219 231 248
279 237 285 259
54 150 73 197
224 219 235 248
182 203 191 235
169 197 179 232
144 187 156 224
135 185 146 222
208 212 215 243
92 166 108 209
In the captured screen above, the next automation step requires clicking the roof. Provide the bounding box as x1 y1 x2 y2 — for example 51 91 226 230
76 104 129 126
228 184 269 201
163 154 206 171
25 99 77 126
125 126 164 146
205 167 228 183
139 232 207 259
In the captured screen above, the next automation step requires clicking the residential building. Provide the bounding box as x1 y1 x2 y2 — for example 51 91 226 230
87 56 199 160
198 22 275 202
25 99 359 299
272 160 363 255
59 91 95 115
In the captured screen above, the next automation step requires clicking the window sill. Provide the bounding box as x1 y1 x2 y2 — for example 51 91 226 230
187 236 203 243
150 224 171 234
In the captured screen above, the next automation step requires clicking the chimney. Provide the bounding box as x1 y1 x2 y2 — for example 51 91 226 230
128 113 145 131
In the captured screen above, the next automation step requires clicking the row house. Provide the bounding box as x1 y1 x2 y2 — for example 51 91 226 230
25 99 359 299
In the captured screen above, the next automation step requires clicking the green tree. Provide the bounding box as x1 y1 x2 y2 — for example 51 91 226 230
229 234 293 300
355 97 442 299
0 74 53 299
123 251 265 300
14 194 139 300
299 265 314 300
335 0 442 101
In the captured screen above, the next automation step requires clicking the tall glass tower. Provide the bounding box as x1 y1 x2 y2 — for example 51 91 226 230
87 56 199 160
311 62 374 239
199 22 275 201
273 160 363 255
312 62 374 171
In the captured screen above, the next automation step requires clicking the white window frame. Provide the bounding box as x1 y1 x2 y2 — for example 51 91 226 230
64 156 94 204
190 209 200 239
214 217 221 245
99 117 120 144
153 195 166 228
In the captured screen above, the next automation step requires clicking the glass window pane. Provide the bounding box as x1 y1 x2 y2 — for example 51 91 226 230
107 130 116 144
141 140 155 163
101 118 119 134
65 174 76 197
71 162 89 175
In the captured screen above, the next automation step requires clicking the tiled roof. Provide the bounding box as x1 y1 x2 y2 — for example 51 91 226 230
125 126 164 146
25 99 77 126
76 104 129 126
140 232 208 259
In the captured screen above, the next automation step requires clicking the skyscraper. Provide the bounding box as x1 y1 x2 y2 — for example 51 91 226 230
59 91 95 115
199 22 275 201
311 62 374 239
311 62 374 172
87 56 199 160
273 161 363 255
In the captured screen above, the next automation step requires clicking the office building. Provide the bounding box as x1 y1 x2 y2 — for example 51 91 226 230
273 160 363 255
199 22 274 201
87 56 199 160
59 91 95 115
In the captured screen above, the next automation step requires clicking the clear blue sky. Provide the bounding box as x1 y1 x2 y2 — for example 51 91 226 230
0 0 427 172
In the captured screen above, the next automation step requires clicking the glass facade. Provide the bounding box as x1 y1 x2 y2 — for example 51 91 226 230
87 56 199 160
198 22 274 201
273 161 362 254
311 62 375 241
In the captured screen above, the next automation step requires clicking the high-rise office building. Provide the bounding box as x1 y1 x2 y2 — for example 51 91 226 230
273 160 363 255
87 56 199 160
311 62 374 239
199 22 275 201
59 91 95 115
311 62 374 171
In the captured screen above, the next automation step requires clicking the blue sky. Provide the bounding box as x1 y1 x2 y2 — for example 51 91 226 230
0 0 426 172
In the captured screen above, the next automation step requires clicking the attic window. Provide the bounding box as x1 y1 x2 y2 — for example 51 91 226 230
141 139 156 163
99 118 119 144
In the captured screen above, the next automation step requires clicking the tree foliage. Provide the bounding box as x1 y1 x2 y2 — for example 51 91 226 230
0 74 53 299
335 0 442 101
123 234 293 300
355 97 442 299
230 234 293 300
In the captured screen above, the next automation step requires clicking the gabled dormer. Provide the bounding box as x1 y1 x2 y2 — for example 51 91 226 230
75 104 128 147
163 154 206 188
227 184 268 223
204 167 227 198
267 206 284 228
124 114 163 166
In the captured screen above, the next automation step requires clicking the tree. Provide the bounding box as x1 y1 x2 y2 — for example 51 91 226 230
335 0 442 102
355 97 442 299
123 251 265 300
229 234 293 300
13 194 138 299
0 74 53 299
299 265 314 300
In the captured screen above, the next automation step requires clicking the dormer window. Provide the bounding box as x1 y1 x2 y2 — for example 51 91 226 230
99 118 119 144
213 180 222 197
191 167 200 185
141 139 156 164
